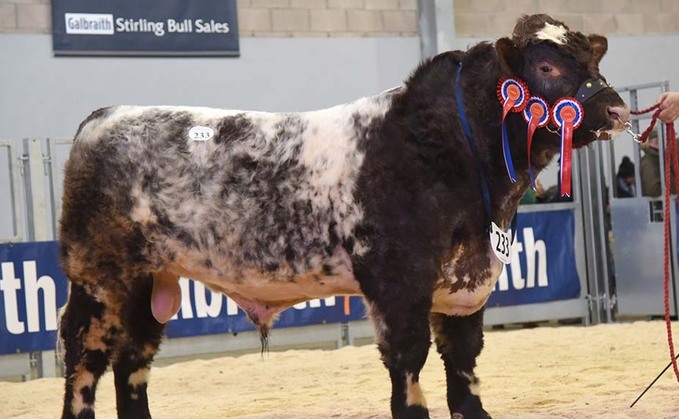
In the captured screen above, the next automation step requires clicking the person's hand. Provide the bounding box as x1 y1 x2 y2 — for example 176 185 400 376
657 92 679 123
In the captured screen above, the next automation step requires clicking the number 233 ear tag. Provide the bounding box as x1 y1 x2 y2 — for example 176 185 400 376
490 221 513 264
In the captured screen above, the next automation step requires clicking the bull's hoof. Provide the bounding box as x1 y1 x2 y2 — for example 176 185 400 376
395 405 430 419
452 409 492 419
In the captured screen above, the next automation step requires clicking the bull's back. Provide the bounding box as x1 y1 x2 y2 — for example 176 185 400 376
60 99 391 286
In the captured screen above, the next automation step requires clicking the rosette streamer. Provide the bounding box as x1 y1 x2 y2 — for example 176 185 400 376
522 97 550 190
551 98 584 197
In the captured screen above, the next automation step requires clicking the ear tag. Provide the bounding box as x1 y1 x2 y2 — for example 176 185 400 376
551 98 584 198
490 221 512 264
522 97 550 190
497 77 529 183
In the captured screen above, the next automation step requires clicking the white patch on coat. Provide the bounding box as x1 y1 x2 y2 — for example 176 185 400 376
71 367 95 415
77 106 247 142
130 186 157 225
536 23 567 45
366 301 389 344
405 372 427 407
128 367 150 388
432 249 504 316
461 372 480 396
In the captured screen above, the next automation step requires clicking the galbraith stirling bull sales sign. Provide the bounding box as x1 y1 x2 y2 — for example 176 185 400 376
51 0 239 57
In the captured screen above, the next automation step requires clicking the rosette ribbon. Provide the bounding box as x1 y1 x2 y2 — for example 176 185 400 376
522 97 550 190
551 98 584 198
497 77 529 182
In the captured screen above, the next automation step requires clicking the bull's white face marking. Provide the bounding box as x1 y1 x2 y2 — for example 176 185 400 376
405 372 427 407
536 22 567 45
188 126 214 141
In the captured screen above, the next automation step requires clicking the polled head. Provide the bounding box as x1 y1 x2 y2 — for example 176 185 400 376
495 14 629 147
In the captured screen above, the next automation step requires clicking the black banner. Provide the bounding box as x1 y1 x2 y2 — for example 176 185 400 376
51 0 239 57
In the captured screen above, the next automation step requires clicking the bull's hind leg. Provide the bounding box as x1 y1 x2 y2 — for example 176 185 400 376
60 275 165 419
430 309 491 419
60 284 119 419
111 274 165 419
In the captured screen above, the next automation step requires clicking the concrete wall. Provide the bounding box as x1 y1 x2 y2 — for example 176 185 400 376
0 35 420 140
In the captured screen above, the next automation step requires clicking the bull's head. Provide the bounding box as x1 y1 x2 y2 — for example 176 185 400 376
495 14 629 148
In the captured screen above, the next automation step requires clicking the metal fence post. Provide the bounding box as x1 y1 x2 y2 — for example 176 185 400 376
23 138 58 378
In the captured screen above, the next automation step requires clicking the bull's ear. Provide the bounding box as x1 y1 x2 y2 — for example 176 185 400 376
588 34 608 67
495 37 523 75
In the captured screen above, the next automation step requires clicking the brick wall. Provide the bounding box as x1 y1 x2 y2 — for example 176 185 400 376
454 0 679 36
0 0 677 37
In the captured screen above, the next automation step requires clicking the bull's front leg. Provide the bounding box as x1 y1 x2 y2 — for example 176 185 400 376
358 260 436 419
430 309 492 419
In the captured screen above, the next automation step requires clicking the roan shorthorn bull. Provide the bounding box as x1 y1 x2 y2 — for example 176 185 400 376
58 14 629 419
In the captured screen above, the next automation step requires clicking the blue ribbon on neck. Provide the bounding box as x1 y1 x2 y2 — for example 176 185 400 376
502 121 518 182
455 64 518 240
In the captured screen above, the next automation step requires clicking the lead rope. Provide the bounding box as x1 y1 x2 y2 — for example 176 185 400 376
662 112 679 382
629 104 679 408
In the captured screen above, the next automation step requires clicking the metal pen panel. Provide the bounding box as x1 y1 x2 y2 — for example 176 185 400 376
0 139 25 243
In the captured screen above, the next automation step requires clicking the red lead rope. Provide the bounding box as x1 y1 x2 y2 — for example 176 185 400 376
631 104 679 386
663 117 679 385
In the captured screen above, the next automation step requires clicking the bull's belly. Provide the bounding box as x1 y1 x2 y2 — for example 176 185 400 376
161 247 361 326
159 243 503 323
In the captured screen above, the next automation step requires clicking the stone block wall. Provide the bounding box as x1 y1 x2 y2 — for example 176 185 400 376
0 0 677 37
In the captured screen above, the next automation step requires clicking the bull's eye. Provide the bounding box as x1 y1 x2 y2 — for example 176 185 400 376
540 65 552 73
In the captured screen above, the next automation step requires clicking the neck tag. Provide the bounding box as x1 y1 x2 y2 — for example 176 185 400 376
490 221 512 264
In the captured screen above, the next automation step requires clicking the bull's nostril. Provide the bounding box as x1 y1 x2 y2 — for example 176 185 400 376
607 105 631 124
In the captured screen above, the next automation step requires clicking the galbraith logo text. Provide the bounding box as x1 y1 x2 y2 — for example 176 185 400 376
64 13 230 37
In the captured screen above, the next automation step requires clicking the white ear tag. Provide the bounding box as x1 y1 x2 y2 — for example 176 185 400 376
188 126 214 141
489 221 512 264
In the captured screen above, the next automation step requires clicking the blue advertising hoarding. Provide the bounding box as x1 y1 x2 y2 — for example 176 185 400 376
51 0 239 56
487 209 581 307
0 209 581 355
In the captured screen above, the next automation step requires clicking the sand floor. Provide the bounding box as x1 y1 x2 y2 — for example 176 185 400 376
2 320 679 418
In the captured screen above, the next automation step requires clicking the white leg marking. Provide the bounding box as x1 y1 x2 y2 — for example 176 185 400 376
71 367 95 415
128 367 150 388
405 372 427 407
462 371 480 396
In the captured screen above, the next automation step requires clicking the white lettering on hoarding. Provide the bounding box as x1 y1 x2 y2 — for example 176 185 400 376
65 13 114 35
495 227 550 292
0 261 58 335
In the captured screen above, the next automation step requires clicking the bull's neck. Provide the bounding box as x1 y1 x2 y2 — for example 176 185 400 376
458 49 561 190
